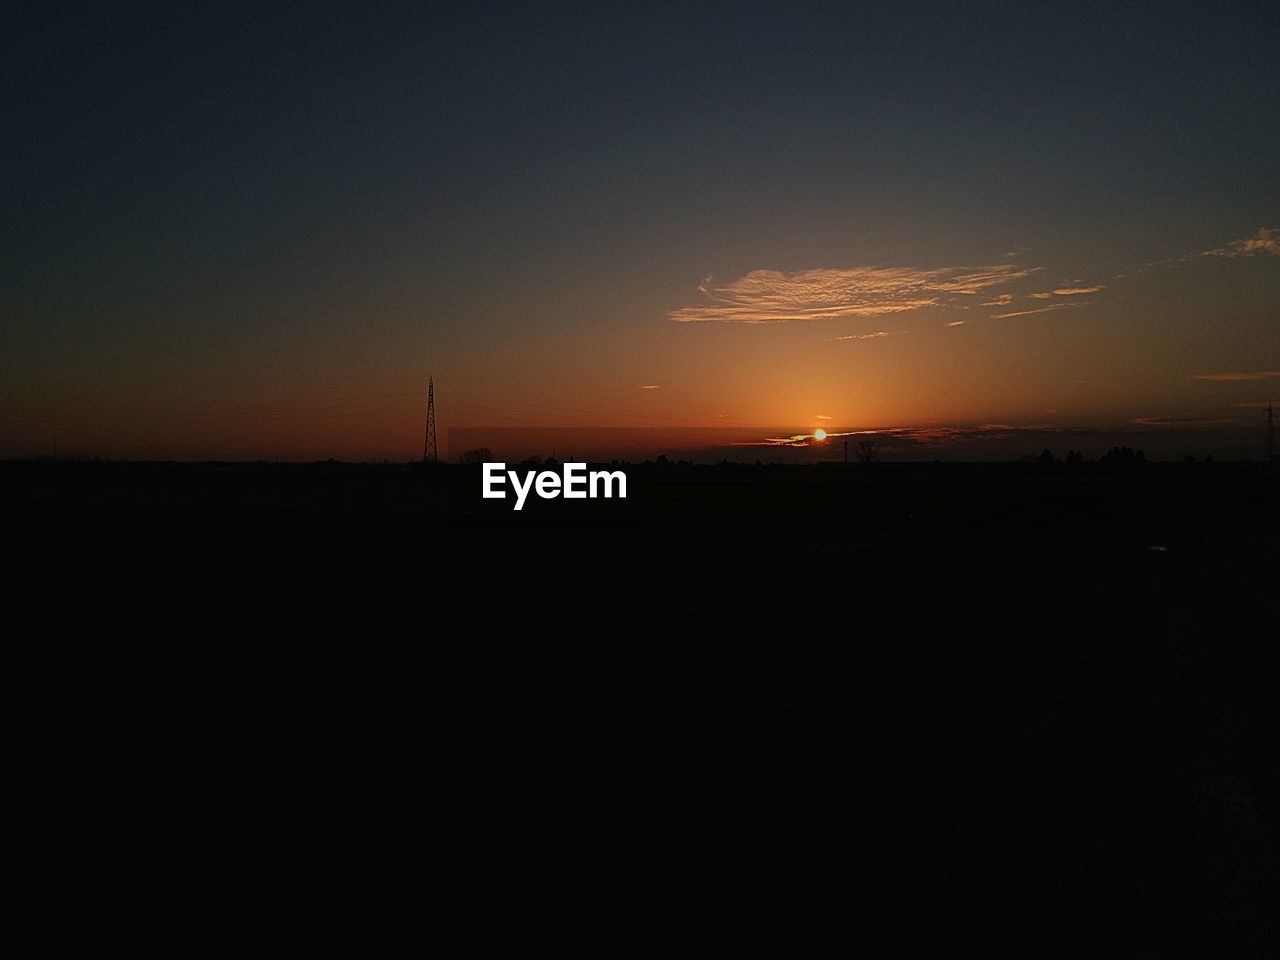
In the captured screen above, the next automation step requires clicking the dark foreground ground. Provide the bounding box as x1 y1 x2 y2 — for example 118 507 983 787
2 460 1278 953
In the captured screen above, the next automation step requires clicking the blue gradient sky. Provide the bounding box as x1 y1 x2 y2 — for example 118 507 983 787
3 2 1278 460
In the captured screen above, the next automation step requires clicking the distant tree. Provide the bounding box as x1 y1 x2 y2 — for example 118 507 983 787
1039 448 1056 465
856 440 879 464
459 447 492 464
1101 445 1145 469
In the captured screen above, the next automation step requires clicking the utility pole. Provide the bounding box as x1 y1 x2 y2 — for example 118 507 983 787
423 377 438 463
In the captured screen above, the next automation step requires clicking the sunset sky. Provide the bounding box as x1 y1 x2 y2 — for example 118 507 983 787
4 2 1278 461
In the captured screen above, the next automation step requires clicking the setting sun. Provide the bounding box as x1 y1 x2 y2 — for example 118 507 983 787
814 428 827 441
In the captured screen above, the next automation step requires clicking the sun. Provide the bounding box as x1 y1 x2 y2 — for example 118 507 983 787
813 428 827 441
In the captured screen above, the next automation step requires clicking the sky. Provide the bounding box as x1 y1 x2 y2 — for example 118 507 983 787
3 1 1278 461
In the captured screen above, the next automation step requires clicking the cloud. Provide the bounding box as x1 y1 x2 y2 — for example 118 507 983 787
946 320 967 327
1235 401 1278 408
1199 227 1280 258
816 414 833 420
830 330 904 342
1130 416 1233 425
1031 285 1105 299
738 422 1067 450
1137 227 1280 273
990 302 1074 319
981 293 1014 306
728 417 1260 455
669 264 1038 323
640 384 660 390
750 430 862 447
1192 371 1280 382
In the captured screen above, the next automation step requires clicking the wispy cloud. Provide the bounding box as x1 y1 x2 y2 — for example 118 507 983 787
1131 416 1233 425
739 422 1068 450
1235 400 1278 408
1199 227 1280 258
991 302 1075 319
981 293 1013 306
829 330 904 342
715 416 1264 456
1129 227 1280 276
670 264 1038 323
1029 284 1105 299
815 414 833 420
640 384 660 390
1192 371 1280 382
748 430 862 447
946 320 967 327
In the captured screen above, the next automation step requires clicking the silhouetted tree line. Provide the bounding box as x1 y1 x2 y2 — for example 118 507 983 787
1099 445 1146 466
1019 446 1150 472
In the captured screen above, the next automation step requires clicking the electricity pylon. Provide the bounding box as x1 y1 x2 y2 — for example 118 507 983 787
423 377 438 463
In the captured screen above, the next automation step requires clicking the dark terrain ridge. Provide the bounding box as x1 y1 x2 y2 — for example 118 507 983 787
2 460 1278 953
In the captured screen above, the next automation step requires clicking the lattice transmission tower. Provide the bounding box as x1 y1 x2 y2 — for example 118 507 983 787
423 376 438 463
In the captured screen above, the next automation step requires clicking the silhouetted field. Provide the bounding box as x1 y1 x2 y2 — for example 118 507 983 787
3 460 1278 952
